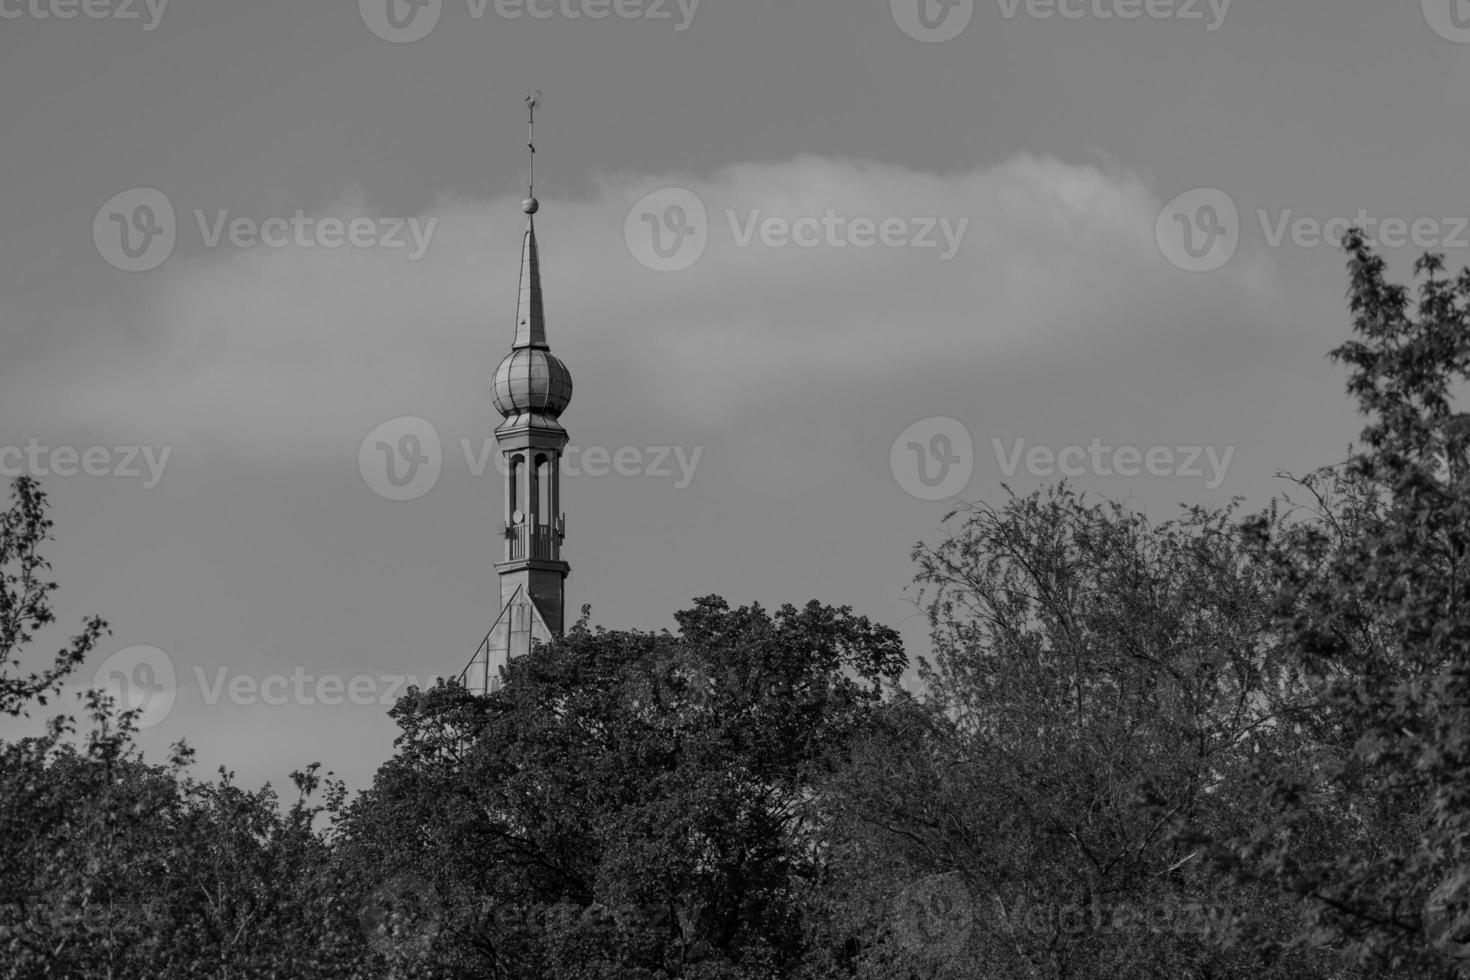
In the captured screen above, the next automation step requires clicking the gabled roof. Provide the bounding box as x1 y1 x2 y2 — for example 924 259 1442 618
459 584 556 695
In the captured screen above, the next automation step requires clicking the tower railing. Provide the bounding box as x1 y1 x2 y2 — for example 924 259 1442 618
507 523 561 561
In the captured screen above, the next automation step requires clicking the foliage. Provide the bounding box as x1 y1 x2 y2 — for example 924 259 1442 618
4 227 1469 978
1191 230 1470 975
806 486 1345 979
0 478 368 980
337 596 906 979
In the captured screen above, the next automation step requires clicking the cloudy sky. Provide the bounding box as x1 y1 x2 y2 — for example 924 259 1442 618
2 0 1467 793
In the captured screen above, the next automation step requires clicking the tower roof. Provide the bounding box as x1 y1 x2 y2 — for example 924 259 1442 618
493 90 572 423
513 215 548 350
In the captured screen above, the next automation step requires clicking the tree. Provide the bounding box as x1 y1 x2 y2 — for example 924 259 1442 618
0 476 370 979
338 596 907 979
807 486 1343 979
0 476 106 717
1196 230 1470 975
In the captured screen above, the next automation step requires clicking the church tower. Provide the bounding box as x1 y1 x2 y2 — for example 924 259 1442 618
461 91 573 695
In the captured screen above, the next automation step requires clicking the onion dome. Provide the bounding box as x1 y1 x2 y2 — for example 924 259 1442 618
492 346 573 418
492 207 573 421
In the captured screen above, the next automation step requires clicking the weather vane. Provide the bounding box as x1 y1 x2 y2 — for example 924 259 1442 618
525 89 542 205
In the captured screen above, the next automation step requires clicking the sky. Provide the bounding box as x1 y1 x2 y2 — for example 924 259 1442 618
3 0 1470 794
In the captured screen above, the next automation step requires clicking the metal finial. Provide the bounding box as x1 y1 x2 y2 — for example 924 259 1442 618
524 89 542 207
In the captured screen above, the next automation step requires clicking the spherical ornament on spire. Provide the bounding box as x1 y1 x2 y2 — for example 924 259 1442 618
492 347 573 419
522 197 539 215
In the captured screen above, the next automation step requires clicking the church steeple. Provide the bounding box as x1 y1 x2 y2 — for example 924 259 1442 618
461 91 573 696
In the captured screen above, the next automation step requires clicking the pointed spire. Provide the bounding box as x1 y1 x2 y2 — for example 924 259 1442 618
514 90 547 351
514 218 547 349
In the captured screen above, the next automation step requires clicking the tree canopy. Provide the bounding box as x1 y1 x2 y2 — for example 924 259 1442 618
5 230 1470 978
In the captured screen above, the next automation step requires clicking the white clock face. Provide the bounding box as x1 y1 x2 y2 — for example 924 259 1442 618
512 509 524 524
